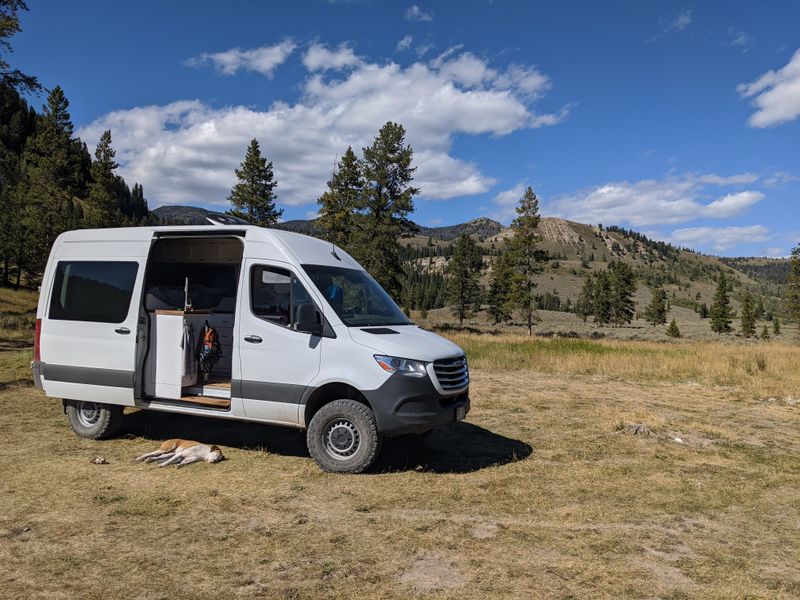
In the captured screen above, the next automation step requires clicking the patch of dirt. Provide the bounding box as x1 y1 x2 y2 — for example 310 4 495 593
664 430 715 448
399 552 465 593
628 555 696 589
471 522 499 539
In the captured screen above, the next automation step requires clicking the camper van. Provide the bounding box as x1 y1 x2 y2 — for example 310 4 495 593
31 220 469 473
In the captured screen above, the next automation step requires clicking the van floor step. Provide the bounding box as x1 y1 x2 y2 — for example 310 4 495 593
175 395 231 408
183 383 231 399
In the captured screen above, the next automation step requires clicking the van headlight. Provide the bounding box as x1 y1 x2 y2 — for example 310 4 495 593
373 355 428 378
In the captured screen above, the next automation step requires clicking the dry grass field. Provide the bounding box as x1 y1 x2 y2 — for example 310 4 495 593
1 290 799 599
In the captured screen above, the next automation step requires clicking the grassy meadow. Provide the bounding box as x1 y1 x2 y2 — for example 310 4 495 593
1 289 799 598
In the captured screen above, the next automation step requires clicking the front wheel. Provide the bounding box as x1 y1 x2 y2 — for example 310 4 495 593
307 399 382 473
64 400 123 440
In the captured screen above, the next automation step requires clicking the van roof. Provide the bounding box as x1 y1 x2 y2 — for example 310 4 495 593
55 225 361 269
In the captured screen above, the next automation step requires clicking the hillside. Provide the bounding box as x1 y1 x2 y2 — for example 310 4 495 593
150 205 790 337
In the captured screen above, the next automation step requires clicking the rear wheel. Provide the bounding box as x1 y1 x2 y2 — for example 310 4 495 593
307 399 382 473
64 400 123 440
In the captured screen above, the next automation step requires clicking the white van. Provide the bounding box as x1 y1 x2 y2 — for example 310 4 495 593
32 221 470 473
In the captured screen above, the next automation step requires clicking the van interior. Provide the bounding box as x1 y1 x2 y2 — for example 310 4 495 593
141 236 243 410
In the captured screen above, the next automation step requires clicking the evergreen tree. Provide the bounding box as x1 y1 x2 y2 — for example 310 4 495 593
317 146 364 250
575 275 594 321
0 0 40 93
643 286 668 327
698 302 708 319
710 273 733 334
787 243 800 329
227 138 282 226
506 186 545 335
761 325 770 340
19 86 86 276
608 261 636 325
593 271 613 325
0 80 35 286
446 234 483 327
83 129 122 228
357 122 418 298
740 291 757 338
773 317 781 335
487 251 514 324
666 319 681 338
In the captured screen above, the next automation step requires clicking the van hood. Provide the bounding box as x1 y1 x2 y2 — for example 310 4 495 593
347 325 464 362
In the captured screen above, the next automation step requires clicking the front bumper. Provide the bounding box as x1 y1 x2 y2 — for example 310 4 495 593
363 373 470 436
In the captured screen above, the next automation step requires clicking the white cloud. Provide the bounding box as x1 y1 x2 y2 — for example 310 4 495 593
671 225 772 252
729 28 754 52
702 191 764 218
185 40 295 77
79 49 565 208
737 48 800 127
763 171 800 187
405 4 432 22
396 35 413 52
764 247 786 258
490 182 527 223
302 43 360 71
647 9 692 42
548 173 763 227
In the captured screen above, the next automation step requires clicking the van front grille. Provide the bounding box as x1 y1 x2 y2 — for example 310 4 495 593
433 356 469 391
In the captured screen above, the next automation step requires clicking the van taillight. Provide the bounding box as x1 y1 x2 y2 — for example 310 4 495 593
34 318 42 362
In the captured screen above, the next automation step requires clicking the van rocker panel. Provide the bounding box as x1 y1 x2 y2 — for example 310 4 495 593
362 374 469 436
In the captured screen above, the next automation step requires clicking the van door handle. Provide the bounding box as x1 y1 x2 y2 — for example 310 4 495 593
115 327 130 335
244 335 262 344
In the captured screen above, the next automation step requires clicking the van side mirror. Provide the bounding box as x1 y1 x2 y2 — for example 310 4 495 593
296 303 323 336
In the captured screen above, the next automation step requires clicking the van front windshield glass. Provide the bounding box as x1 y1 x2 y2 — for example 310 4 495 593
302 264 411 327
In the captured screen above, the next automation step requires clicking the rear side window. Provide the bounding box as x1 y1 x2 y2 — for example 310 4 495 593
49 261 139 323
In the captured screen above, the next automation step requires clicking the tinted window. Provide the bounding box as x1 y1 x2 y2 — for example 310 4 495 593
302 264 410 327
251 265 318 330
49 261 139 323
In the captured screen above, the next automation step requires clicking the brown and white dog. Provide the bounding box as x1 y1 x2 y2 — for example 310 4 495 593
135 439 224 468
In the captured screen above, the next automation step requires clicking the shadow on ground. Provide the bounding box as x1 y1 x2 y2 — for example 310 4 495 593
121 410 533 474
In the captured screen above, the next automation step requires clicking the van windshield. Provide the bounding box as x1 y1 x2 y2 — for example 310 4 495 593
302 264 411 327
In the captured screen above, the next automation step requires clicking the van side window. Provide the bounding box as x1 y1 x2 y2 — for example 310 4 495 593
251 265 316 330
49 261 139 323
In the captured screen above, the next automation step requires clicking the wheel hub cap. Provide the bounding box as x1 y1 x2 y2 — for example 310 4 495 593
324 419 360 460
76 402 101 427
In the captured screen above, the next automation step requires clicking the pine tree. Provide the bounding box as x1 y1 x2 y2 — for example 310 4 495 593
487 251 514 324
666 319 681 338
0 0 40 94
698 302 709 319
608 261 636 325
446 234 483 328
740 291 757 338
710 273 733 334
575 275 594 321
84 129 122 228
644 286 668 327
227 138 282 226
19 86 86 276
593 271 613 325
787 243 800 330
317 146 364 250
506 186 545 335
357 122 418 299
761 325 770 340
773 317 781 335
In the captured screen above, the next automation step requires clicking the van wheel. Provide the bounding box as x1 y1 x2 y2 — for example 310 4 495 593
64 400 123 440
307 399 382 474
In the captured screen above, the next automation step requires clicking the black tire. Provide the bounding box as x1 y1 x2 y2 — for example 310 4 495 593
307 399 382 474
64 400 124 440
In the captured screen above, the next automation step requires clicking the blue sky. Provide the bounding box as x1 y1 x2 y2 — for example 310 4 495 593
14 1 800 256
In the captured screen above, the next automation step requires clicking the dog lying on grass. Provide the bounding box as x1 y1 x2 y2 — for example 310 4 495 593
135 439 224 468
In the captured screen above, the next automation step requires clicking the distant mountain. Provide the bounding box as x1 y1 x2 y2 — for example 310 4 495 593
152 205 215 225
149 204 788 300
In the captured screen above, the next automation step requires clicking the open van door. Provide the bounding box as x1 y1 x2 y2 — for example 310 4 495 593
40 255 148 407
